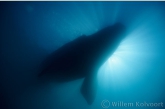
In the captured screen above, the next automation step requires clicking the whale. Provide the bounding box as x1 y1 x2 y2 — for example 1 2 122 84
39 23 126 105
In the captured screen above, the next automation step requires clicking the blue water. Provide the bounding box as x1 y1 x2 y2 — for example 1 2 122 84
0 2 165 109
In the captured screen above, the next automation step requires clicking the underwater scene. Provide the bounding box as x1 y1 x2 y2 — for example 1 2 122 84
0 1 165 109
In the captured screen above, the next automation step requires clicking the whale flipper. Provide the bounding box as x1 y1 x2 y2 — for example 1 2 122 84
81 72 97 105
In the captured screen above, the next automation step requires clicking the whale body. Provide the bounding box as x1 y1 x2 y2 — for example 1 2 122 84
39 23 126 105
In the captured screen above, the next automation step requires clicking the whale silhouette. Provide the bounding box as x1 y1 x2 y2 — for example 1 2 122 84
39 23 126 105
